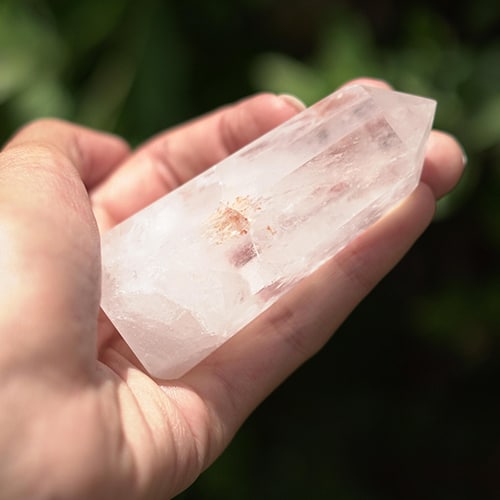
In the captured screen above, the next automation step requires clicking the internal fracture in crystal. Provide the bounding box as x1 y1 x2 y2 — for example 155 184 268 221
100 85 436 379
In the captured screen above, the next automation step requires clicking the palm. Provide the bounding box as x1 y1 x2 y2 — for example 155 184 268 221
0 80 464 499
82 92 311 498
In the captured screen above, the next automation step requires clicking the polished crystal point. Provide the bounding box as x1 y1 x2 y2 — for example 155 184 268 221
100 85 436 379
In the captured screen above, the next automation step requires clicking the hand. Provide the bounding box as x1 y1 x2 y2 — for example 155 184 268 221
0 79 464 499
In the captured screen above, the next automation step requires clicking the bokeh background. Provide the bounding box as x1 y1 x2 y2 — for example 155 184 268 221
1 0 499 498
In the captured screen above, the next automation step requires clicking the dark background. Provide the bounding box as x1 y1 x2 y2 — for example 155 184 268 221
1 1 499 498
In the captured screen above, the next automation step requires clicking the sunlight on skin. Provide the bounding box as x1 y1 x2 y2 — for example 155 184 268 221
0 78 464 499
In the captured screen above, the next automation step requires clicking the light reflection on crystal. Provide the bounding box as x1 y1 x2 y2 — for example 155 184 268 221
100 85 436 379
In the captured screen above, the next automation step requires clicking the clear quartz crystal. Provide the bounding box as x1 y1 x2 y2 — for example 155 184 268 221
100 85 436 379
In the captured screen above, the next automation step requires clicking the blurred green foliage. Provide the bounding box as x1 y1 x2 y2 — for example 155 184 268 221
1 0 500 498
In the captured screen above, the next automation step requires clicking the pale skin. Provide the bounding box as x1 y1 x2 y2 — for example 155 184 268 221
0 79 464 499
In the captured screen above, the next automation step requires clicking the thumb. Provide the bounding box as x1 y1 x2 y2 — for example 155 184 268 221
0 119 128 378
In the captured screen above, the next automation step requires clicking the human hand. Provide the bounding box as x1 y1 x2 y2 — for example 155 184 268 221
0 79 464 499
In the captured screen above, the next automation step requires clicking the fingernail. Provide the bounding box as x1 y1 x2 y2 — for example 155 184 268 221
279 94 306 112
461 149 468 168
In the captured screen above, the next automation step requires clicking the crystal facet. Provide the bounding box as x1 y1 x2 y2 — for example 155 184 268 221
100 85 436 379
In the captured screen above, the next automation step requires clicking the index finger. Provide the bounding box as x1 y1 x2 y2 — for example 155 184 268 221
90 93 306 230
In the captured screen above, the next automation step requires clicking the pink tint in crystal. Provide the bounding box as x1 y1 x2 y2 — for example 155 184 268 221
100 85 436 379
